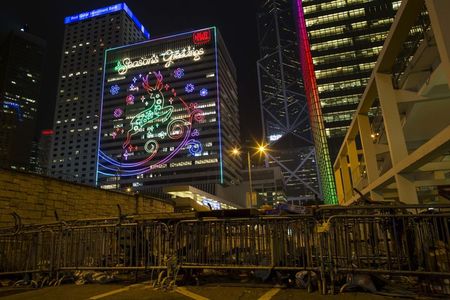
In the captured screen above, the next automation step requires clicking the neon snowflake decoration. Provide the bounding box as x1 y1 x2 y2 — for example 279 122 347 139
185 83 195 93
173 68 184 79
113 108 123 118
110 84 120 95
199 88 208 97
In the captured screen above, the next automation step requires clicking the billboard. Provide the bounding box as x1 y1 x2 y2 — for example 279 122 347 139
97 28 222 186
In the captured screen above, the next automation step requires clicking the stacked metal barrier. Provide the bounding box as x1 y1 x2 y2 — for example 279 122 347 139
0 219 171 276
1 205 449 295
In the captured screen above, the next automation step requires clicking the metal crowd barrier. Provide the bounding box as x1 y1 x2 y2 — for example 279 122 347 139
0 228 57 275
0 220 170 275
174 217 319 270
56 221 170 271
0 205 449 295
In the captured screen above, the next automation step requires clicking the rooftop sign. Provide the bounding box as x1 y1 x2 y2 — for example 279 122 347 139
64 3 150 39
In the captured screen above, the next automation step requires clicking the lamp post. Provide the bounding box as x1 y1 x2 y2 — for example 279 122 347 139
231 143 267 209
247 150 254 208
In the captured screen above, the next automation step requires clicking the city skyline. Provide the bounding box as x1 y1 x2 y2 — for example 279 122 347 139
0 0 420 205
0 1 262 141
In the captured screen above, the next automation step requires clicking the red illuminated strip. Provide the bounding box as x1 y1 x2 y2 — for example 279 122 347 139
41 129 55 136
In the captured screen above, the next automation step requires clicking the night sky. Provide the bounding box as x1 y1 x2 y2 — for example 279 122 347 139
0 0 261 141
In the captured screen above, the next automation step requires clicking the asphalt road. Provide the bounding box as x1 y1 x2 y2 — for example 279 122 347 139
0 283 392 300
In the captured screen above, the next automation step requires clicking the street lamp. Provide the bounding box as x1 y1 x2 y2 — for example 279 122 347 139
231 144 268 208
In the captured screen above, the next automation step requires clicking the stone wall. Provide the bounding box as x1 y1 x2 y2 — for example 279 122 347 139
0 169 174 227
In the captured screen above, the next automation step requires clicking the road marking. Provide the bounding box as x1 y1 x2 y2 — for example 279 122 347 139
89 283 143 299
175 287 210 300
258 288 281 300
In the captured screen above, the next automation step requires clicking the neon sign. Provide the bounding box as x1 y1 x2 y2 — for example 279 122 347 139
98 70 205 177
193 30 211 45
64 3 150 39
114 46 205 75
98 27 222 185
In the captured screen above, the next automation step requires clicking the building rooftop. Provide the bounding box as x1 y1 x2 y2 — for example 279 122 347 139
64 3 150 39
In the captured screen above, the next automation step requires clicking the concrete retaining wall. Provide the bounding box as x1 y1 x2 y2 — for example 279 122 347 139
0 168 174 227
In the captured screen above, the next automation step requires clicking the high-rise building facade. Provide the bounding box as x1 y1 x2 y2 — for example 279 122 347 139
28 129 54 174
0 29 46 170
49 3 149 185
257 0 325 203
97 28 242 196
300 0 401 161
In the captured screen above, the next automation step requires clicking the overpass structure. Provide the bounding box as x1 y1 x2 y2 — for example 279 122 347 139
333 0 450 204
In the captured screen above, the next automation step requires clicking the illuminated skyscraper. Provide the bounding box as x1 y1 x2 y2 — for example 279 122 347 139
299 0 401 161
258 0 402 203
0 29 46 170
257 0 324 203
49 3 149 185
97 27 242 196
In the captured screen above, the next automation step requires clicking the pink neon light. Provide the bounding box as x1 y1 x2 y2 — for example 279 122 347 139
41 129 54 135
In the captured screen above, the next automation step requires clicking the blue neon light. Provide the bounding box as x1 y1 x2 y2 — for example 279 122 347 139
64 3 150 39
95 43 109 187
110 84 120 95
185 83 195 93
3 101 23 121
4 101 19 108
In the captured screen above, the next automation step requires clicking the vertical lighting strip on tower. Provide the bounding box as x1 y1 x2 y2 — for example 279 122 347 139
294 0 337 204
213 27 224 184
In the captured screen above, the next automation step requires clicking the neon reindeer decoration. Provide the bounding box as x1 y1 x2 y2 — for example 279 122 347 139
122 71 174 150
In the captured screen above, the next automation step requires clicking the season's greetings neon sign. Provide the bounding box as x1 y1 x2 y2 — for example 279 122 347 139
98 70 205 177
114 46 205 75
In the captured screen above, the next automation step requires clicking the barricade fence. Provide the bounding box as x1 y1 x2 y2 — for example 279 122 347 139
1 205 449 294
